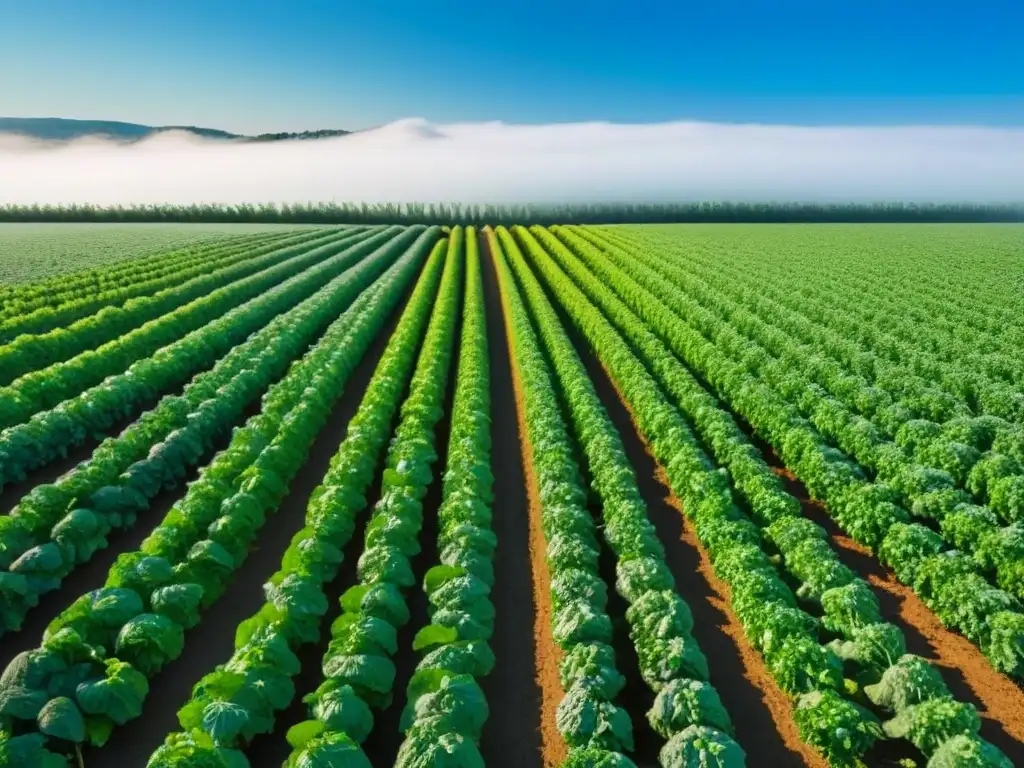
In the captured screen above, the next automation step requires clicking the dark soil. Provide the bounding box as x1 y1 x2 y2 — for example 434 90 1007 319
477 230 550 767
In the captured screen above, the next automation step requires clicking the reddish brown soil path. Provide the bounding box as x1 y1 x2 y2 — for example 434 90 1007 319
477 232 555 766
514 384 570 768
771 465 1024 760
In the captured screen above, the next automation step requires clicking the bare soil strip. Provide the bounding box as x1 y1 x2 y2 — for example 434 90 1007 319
480 233 565 768
770 464 1024 759
91 296 406 768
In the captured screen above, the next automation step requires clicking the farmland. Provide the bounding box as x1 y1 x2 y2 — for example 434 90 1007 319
0 223 313 284
0 223 1022 768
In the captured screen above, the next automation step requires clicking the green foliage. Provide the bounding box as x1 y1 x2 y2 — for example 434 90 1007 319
0 224 292 284
658 726 746 768
794 690 883 766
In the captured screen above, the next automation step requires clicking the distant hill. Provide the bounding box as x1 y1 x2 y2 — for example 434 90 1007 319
0 117 350 143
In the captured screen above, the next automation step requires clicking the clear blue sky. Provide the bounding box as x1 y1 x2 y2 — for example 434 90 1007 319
2 0 1021 132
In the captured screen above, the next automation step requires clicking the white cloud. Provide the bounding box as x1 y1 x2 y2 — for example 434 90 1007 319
1 118 1023 204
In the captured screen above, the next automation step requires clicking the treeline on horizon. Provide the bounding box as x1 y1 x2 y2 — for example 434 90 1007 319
1 201 1022 224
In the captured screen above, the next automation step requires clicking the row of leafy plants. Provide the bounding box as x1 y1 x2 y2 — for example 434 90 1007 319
588 227 1024 461
609 225 1024 587
651 224 1024 394
602 227 1024 523
523 226 1015 765
580 228 1024 601
0 227 368 433
498 227 745 767
0 227 425 635
564 227 1024 681
282 226 466 766
565 227 1024 667
0 226 398 494
519 226 880 763
611 224 1024 370
388 228 500 767
0 230 290 321
605 226 1024 427
0 227 441 767
655 232 1003 420
0 229 316 345
145 231 451 766
491 228 639 766
0 229 344 385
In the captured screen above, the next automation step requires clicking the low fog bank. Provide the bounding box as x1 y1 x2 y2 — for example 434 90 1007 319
1 118 1023 204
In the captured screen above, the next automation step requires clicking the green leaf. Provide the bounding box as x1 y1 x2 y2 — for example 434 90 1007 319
307 684 373 743
75 659 149 726
285 719 325 749
201 700 250 747
647 679 734 739
287 731 370 768
37 696 86 743
412 624 458 652
84 715 115 747
0 684 48 720
658 725 746 768
423 565 465 594
394 727 485 768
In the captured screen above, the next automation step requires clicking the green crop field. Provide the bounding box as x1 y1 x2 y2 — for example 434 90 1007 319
0 223 1022 768
0 223 314 284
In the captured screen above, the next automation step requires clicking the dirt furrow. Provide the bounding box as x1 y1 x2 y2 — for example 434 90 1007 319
479 231 561 767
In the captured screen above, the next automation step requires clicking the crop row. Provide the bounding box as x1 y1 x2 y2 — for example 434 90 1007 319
0 227 442 766
0 227 397 494
0 224 1019 767
516 226 1015 765
492 226 642 765
0 230 290 319
146 230 452 766
390 227 499 766
573 228 1024 610
0 227 374 432
609 227 1024 424
561 227 1024 682
0 229 348 386
0 229 316 344
0 227 426 635
497 227 746 766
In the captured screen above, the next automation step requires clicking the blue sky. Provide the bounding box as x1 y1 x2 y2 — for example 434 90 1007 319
2 0 1022 132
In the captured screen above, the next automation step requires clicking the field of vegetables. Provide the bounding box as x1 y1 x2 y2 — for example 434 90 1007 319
0 222 1022 768
0 224 313 284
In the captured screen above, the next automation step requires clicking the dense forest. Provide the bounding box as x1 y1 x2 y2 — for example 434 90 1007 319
1 201 1022 224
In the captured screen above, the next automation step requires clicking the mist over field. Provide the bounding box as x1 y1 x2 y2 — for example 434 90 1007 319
1 118 1023 204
